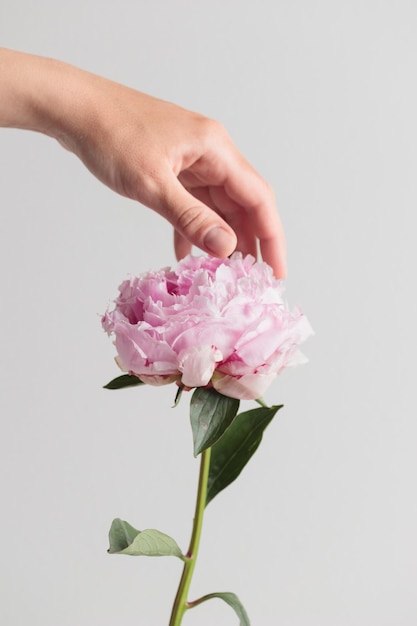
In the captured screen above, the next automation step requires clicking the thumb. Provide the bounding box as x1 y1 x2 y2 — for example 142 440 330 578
155 177 237 258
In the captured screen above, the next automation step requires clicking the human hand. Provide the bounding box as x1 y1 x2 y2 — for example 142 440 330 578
0 49 286 277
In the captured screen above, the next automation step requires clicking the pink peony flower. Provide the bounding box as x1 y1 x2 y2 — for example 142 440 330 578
102 254 313 400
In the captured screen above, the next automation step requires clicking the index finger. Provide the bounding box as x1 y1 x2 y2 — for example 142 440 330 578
224 164 287 278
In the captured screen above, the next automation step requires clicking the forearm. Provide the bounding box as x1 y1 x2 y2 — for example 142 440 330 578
0 48 166 161
0 48 94 142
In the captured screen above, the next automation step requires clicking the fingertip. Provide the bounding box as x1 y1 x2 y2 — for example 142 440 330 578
277 262 288 280
203 226 237 258
260 237 288 279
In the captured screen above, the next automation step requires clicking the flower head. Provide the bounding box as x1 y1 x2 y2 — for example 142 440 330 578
102 254 312 400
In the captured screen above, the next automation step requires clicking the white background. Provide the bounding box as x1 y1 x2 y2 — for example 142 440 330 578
1 2 416 625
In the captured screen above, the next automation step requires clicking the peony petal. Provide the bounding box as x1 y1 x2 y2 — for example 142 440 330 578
178 345 223 388
212 371 277 401
137 374 180 386
113 322 179 378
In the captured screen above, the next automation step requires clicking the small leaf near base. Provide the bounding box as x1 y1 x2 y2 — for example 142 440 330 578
108 518 183 558
189 591 250 626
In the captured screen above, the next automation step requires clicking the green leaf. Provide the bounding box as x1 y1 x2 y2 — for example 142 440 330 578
108 518 183 558
103 374 144 390
206 404 283 506
190 388 240 457
172 384 184 408
190 591 250 626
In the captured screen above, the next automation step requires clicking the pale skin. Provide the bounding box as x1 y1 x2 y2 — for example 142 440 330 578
0 48 287 278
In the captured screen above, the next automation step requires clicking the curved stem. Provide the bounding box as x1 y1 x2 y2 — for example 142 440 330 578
169 447 212 626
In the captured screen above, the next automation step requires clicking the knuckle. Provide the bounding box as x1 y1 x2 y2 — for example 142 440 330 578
263 179 275 201
175 204 208 237
198 116 229 145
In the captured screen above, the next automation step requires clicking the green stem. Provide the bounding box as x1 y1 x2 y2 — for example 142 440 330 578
255 397 268 408
169 447 212 626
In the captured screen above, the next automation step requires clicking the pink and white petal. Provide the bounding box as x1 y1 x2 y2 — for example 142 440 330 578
138 374 180 386
212 371 277 400
170 321 240 360
113 323 178 378
178 345 223 388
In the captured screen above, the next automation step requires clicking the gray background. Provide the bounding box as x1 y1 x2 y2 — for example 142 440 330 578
1 1 416 625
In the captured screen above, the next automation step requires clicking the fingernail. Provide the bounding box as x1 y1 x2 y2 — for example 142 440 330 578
204 227 235 257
